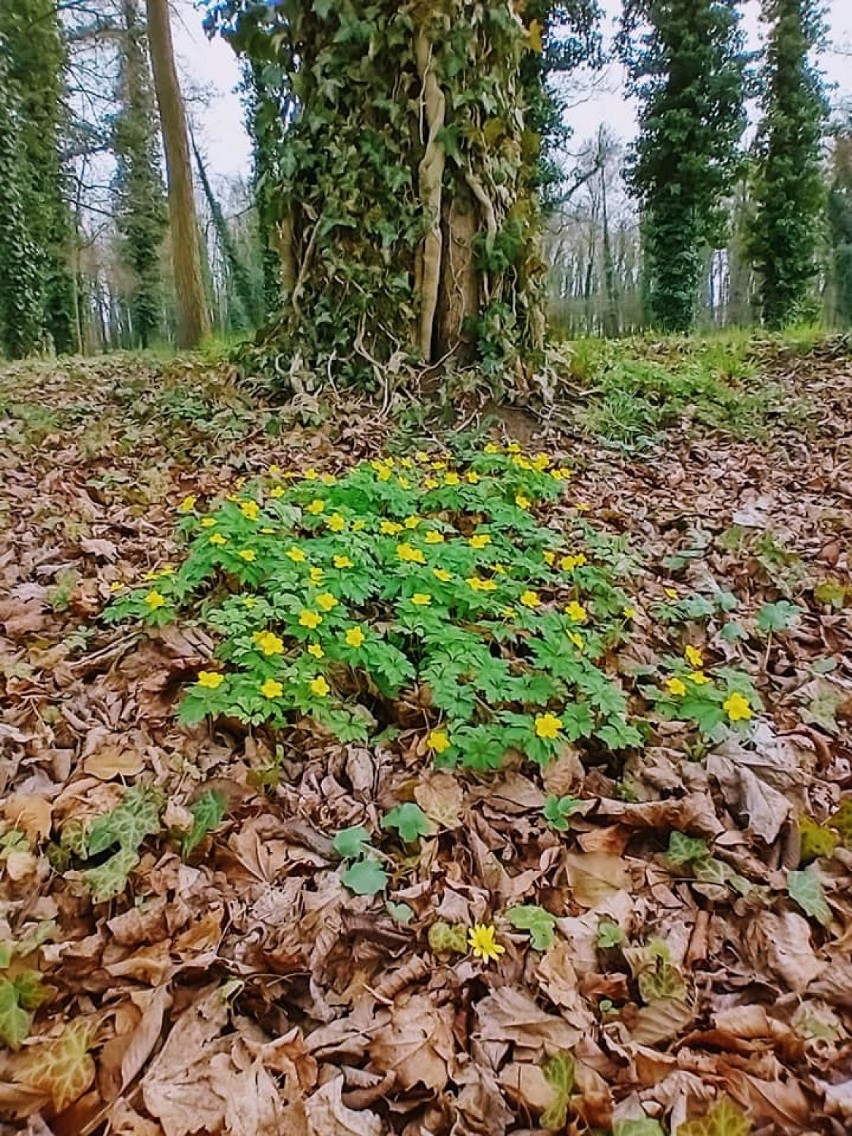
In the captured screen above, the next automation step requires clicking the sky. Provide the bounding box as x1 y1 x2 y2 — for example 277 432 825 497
173 0 852 187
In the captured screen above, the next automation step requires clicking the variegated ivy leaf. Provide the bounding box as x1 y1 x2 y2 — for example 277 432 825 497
787 866 832 927
180 789 227 857
82 846 140 903
15 1019 96 1113
86 784 163 856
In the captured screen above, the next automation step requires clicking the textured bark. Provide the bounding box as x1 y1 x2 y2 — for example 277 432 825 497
145 0 210 348
435 194 480 361
415 28 446 360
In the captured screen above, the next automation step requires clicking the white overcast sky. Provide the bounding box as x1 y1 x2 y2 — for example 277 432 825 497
173 0 852 186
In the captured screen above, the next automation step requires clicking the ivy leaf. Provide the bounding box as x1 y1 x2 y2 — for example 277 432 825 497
677 1094 753 1136
386 901 414 924
787 866 832 926
596 920 625 950
0 979 31 1049
13 971 51 1012
506 904 556 950
86 784 162 856
382 803 432 842
540 1051 574 1131
180 790 227 857
15 1020 96 1113
543 794 583 831
332 825 371 859
667 831 709 866
81 847 140 903
757 600 802 633
341 859 388 896
614 1120 666 1136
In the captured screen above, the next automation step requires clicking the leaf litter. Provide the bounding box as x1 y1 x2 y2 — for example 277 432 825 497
0 343 850 1134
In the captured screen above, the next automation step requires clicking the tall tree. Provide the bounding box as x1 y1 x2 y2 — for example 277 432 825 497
827 129 852 326
749 0 827 328
145 0 210 348
618 0 748 332
0 0 76 356
206 1 600 388
113 0 168 349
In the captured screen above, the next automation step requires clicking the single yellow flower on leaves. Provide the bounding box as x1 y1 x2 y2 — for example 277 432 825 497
411 593 432 606
309 567 325 584
200 516 217 528
507 442 522 454
535 713 563 740
320 473 337 486
444 472 460 487
310 675 331 698
352 519 366 532
286 546 306 563
304 468 318 481
543 551 555 565
689 671 710 685
333 555 353 569
623 606 636 620
685 645 704 668
397 542 426 564
568 631 584 649
469 534 491 550
327 512 346 533
515 494 531 510
423 476 439 490
427 729 450 754
209 532 227 546
520 590 540 609
665 677 687 697
242 597 256 609
466 471 480 484
178 495 197 513
306 498 325 515
664 587 679 600
345 627 365 649
483 442 500 454
377 467 392 482
299 610 323 630
260 678 283 699
502 606 516 618
468 924 505 963
380 520 403 536
269 485 286 499
307 644 324 659
316 592 337 612
404 515 421 529
145 591 166 610
254 630 284 656
565 601 588 623
240 501 260 521
561 553 587 572
424 531 444 544
724 692 753 721
238 549 256 562
433 568 452 582
197 671 224 690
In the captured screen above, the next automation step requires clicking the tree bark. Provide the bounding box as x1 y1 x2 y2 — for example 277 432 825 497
145 0 209 348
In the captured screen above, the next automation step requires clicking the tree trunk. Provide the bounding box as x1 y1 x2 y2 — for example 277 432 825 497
145 0 209 349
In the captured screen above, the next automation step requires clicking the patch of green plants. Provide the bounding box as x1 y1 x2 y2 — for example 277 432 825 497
0 921 55 1050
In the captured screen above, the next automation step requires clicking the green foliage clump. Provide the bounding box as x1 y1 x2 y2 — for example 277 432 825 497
619 0 748 332
108 446 643 771
749 0 828 328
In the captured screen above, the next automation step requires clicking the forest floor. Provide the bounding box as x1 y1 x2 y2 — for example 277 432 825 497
0 335 850 1136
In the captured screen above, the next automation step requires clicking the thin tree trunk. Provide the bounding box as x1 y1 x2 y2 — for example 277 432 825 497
145 0 209 348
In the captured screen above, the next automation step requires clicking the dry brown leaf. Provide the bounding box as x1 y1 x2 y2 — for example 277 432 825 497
2 794 52 843
564 852 629 907
475 987 580 1052
414 771 463 828
368 992 455 1092
305 1077 383 1136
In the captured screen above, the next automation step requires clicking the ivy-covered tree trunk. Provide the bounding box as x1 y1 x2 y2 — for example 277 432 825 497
207 1 564 387
749 0 827 329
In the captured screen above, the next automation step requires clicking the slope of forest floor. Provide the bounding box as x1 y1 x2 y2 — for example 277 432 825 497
0 335 850 1136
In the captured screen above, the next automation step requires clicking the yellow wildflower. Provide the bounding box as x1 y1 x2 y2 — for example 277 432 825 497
242 597 256 609
320 473 337 485
397 542 426 565
327 513 347 533
565 601 588 623
685 645 704 669
333 555 353 569
690 671 710 685
424 531 444 544
444 472 460 487
316 593 337 613
270 486 286 499
431 459 447 470
197 671 224 690
345 627 365 649
560 553 587 572
501 606 516 618
145 591 166 610
535 713 563 740
507 442 522 454
427 729 450 754
568 631 584 650
352 519 366 532
576 502 590 512
665 677 687 697
433 568 452 582
623 606 636 619
466 471 480 484
240 501 260 521
380 520 403 536
483 442 500 454
552 466 573 481
286 546 306 563
309 567 325 585
377 467 392 481
209 533 227 546
520 590 540 609
109 581 124 593
664 587 679 600
306 499 325 515
260 678 283 700
468 924 505 963
307 644 324 659
200 517 217 528
469 534 491 550
178 495 197 513
268 464 281 475
238 549 256 562
411 593 432 606
543 551 555 565
397 477 411 489
310 675 331 698
515 494 531 510
299 610 323 630
415 450 429 463
423 476 439 490
724 692 752 722
304 468 318 480
254 630 284 656
404 515 421 529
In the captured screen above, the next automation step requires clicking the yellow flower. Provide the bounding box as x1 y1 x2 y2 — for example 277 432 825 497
685 645 704 668
501 606 516 618
623 606 636 620
178 495 197 513
145 591 166 610
664 587 679 600
397 542 426 564
433 568 452 582
665 677 687 697
327 513 346 533
306 498 325 515
260 527 275 535
254 630 284 656
242 597 256 609
109 581 124 593
443 472 460 487
333 555 353 569
467 576 485 591
299 610 323 630
307 644 325 659
304 468 318 480
200 517 217 528
427 729 450 754
397 476 411 489
468 923 505 963
401 457 413 469
552 466 573 481
532 452 550 471
197 670 224 689
260 678 283 700
415 450 429 463
560 553 587 572
209 533 227 546
724 692 752 722
320 473 337 485
235 477 246 489
268 464 281 475
543 551 555 566
286 546 306 563
469 534 491 550
238 549 256 562
310 675 331 698
568 631 584 650
424 530 444 544
515 494 531 510
352 519 366 532
520 590 540 609
507 442 522 454
316 592 338 612
431 460 447 470
240 501 260 521
565 601 588 623
466 471 480 484
380 520 403 536
377 467 392 481
576 502 590 512
689 671 710 685
345 627 365 649
309 567 325 585
483 442 500 454
411 593 432 606
404 515 421 529
535 713 563 740
270 486 286 499
423 476 439 490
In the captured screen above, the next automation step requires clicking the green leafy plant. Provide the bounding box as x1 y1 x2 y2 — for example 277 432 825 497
787 866 831 927
382 803 432 843
180 790 227 858
543 794 584 831
506 904 557 950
